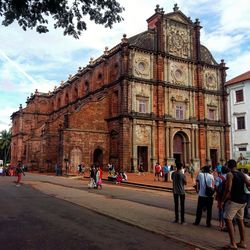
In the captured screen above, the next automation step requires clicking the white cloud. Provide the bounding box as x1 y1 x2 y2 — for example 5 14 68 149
0 0 250 131
201 31 244 53
0 107 16 131
226 52 250 80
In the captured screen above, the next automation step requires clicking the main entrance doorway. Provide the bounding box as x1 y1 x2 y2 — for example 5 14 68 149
93 148 103 168
137 146 148 172
173 131 189 166
210 149 218 168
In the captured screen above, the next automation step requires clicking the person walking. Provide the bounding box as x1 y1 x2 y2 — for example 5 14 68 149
95 165 103 189
171 162 187 224
193 165 215 227
222 159 250 250
15 161 25 186
88 165 96 189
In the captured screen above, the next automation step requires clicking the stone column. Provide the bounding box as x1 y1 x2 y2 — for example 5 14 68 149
167 126 175 166
220 129 225 163
165 124 169 159
191 126 195 160
206 128 210 165
151 121 157 172
132 119 138 171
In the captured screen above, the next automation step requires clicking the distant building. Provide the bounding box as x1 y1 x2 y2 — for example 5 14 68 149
226 70 250 160
11 4 230 173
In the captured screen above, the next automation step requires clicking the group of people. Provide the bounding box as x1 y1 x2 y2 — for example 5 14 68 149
153 162 195 183
88 164 103 189
1 161 26 186
172 160 250 250
107 163 128 184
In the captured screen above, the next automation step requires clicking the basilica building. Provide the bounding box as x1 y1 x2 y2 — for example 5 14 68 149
11 4 230 173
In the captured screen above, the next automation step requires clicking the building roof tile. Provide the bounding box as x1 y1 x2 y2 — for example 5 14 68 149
226 70 250 86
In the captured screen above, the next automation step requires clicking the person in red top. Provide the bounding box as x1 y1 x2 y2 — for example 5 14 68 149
154 163 162 181
95 165 103 189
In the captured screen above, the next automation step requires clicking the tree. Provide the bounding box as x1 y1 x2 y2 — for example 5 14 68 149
0 129 11 165
0 0 124 38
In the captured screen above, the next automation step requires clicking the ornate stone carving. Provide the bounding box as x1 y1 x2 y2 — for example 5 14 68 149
210 131 219 148
170 62 187 85
204 70 217 89
134 56 150 78
167 24 190 58
136 125 151 144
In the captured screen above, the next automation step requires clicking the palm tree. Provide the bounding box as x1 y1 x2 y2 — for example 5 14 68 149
0 129 11 165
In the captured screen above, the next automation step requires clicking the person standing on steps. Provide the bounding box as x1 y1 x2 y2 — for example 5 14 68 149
163 163 170 182
222 159 250 250
172 162 187 224
154 162 161 181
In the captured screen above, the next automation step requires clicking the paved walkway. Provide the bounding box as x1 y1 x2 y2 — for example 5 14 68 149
101 171 196 191
43 170 196 191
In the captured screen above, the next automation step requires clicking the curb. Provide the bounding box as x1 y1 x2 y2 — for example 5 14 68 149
28 172 196 193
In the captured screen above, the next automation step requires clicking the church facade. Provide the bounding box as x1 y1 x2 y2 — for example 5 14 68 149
11 5 230 173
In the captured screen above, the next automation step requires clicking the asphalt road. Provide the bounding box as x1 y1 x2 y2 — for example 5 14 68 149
22 173 216 219
0 177 193 250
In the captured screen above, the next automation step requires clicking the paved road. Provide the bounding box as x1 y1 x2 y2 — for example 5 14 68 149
23 173 215 219
0 177 192 250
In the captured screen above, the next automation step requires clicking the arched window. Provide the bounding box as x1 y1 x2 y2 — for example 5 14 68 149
65 93 69 105
57 98 61 109
85 81 89 94
74 87 78 99
98 73 103 80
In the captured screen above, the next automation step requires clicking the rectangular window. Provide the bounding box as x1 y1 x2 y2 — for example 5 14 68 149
138 99 147 113
208 109 216 120
239 147 247 151
176 105 184 120
235 89 244 103
237 116 245 130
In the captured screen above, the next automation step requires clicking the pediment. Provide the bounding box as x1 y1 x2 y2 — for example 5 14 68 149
165 11 193 25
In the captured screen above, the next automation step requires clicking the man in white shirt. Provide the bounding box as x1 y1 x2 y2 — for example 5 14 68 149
193 165 215 227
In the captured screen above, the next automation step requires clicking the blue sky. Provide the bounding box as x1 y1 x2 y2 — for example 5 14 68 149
0 0 250 131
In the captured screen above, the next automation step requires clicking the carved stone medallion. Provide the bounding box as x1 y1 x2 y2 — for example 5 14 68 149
204 71 217 89
134 57 150 78
170 63 187 85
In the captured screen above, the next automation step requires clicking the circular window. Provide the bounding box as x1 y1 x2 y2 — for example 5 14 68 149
138 62 145 72
98 73 102 80
175 69 183 80
207 76 213 84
